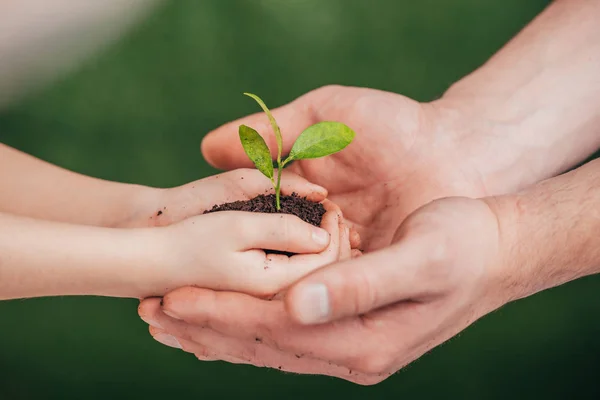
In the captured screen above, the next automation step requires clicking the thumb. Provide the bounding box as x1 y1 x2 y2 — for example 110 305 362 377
285 238 433 325
201 86 336 170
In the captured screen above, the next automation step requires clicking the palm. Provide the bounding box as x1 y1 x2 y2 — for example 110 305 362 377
202 86 488 251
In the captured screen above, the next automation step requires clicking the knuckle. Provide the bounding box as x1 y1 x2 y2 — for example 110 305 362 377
316 84 344 95
358 353 392 375
252 277 281 298
279 214 300 250
194 345 211 358
344 269 378 316
237 260 281 297
353 374 388 386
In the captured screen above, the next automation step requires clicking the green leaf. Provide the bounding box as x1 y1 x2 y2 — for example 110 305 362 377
243 93 283 162
238 125 274 180
288 121 356 160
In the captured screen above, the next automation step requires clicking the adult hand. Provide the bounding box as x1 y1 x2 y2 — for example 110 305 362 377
141 159 600 385
138 195 512 384
200 85 491 250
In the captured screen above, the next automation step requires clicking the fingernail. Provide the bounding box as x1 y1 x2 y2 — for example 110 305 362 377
312 228 330 246
139 314 163 329
147 319 163 329
154 333 182 349
163 309 182 320
294 283 330 324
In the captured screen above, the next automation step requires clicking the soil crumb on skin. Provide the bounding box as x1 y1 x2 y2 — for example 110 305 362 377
203 193 325 227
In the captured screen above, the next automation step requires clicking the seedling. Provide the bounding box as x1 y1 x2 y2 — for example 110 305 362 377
239 92 356 210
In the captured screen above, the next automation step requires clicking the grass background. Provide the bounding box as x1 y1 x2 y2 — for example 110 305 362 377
1 0 599 398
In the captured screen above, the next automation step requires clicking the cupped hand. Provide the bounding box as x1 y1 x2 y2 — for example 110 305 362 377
123 168 328 229
139 196 514 384
200 85 490 250
132 169 358 298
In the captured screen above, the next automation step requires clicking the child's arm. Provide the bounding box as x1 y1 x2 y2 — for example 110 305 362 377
0 145 334 231
0 211 158 300
0 167 355 301
0 144 157 227
0 201 344 301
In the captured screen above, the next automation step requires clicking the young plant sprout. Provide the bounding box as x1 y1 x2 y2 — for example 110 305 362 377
239 92 356 210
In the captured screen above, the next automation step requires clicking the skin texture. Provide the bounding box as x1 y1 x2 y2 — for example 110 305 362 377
140 158 600 384
0 143 155 228
140 0 600 385
0 167 356 300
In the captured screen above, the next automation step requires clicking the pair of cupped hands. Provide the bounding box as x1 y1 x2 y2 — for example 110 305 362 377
136 85 514 385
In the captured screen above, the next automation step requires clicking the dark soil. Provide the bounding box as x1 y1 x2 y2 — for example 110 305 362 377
204 193 325 226
203 193 326 256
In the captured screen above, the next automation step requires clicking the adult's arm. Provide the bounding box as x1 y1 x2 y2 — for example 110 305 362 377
436 0 600 194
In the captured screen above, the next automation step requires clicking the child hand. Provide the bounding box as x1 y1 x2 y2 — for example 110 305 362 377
0 167 357 301
126 167 360 255
141 199 355 298
127 168 327 227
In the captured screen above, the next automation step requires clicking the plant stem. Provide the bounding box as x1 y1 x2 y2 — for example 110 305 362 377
281 156 293 167
275 163 283 210
274 156 295 210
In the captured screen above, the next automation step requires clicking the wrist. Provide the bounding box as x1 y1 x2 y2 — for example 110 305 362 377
112 184 167 228
430 33 600 196
482 161 600 305
479 194 525 306
429 92 545 197
0 213 169 300
112 227 174 298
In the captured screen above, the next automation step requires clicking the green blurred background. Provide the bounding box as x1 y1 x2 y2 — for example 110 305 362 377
1 0 599 398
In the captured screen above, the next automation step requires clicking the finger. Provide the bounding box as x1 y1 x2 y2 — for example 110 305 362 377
266 202 342 300
234 212 331 254
149 325 183 350
141 291 426 377
228 200 341 297
141 299 224 360
148 326 231 362
260 201 342 295
286 199 341 266
143 296 272 363
278 170 328 203
164 327 380 384
138 297 166 329
219 200 343 296
338 220 352 262
201 87 336 170
202 168 328 205
285 239 434 325
349 227 361 249
144 295 384 385
157 287 376 369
